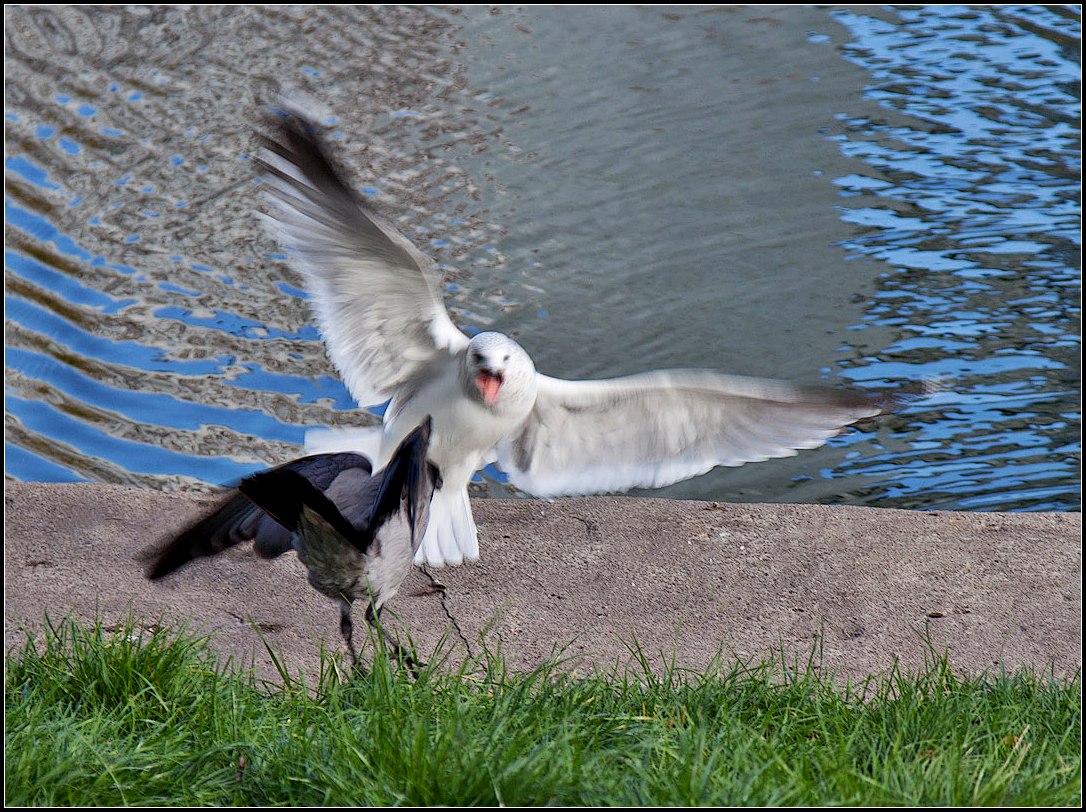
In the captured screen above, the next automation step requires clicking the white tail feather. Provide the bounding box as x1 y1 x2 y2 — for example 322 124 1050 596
415 486 479 568
304 426 385 463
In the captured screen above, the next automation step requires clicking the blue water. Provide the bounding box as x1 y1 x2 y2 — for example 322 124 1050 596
4 5 1079 511
826 6 1080 510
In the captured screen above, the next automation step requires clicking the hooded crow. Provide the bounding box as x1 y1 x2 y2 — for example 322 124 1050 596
145 417 441 672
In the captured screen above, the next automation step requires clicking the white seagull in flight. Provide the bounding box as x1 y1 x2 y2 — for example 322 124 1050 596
256 109 902 569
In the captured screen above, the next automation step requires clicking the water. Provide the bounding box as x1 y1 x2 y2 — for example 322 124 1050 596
4 5 1080 511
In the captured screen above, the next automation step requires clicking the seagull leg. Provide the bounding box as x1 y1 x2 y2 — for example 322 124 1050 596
365 602 423 679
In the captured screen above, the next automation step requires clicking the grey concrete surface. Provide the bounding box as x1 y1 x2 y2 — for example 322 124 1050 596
4 482 1080 685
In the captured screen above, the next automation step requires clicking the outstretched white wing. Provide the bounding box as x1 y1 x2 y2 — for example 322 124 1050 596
497 370 893 498
257 111 468 408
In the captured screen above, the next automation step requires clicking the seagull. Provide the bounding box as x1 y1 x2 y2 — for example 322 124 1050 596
257 108 904 570
145 417 441 671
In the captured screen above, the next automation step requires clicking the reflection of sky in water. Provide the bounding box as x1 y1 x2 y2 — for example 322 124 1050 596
3 6 1079 511
828 5 1079 510
6 191 343 482
5 47 369 487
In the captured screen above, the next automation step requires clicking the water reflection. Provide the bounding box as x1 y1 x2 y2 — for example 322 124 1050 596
3 6 1079 512
5 6 488 488
826 5 1080 511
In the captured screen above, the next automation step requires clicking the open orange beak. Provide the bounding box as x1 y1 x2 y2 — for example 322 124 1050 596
475 369 504 407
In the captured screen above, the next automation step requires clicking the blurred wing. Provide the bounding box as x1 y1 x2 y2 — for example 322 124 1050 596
142 489 289 579
142 452 375 579
257 109 468 407
365 417 435 547
497 370 896 498
249 452 378 551
277 451 374 488
240 467 368 550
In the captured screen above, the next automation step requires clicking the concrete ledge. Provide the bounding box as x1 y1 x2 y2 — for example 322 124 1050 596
5 482 1080 684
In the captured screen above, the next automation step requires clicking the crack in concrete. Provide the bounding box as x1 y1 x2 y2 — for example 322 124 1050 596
420 564 473 658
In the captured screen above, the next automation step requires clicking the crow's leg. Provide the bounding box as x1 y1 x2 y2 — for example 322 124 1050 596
338 598 359 668
365 602 422 678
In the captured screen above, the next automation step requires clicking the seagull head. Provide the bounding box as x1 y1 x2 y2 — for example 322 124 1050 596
462 331 536 412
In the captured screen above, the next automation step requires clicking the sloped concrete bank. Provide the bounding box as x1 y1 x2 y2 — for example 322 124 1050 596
5 482 1080 684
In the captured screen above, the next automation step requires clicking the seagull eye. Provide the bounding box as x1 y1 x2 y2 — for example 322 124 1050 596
503 353 510 363
472 350 484 365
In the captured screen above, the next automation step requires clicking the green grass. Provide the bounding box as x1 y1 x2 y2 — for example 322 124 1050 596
5 616 1080 806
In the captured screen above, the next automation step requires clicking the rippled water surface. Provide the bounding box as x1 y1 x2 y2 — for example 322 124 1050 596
4 5 1080 511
